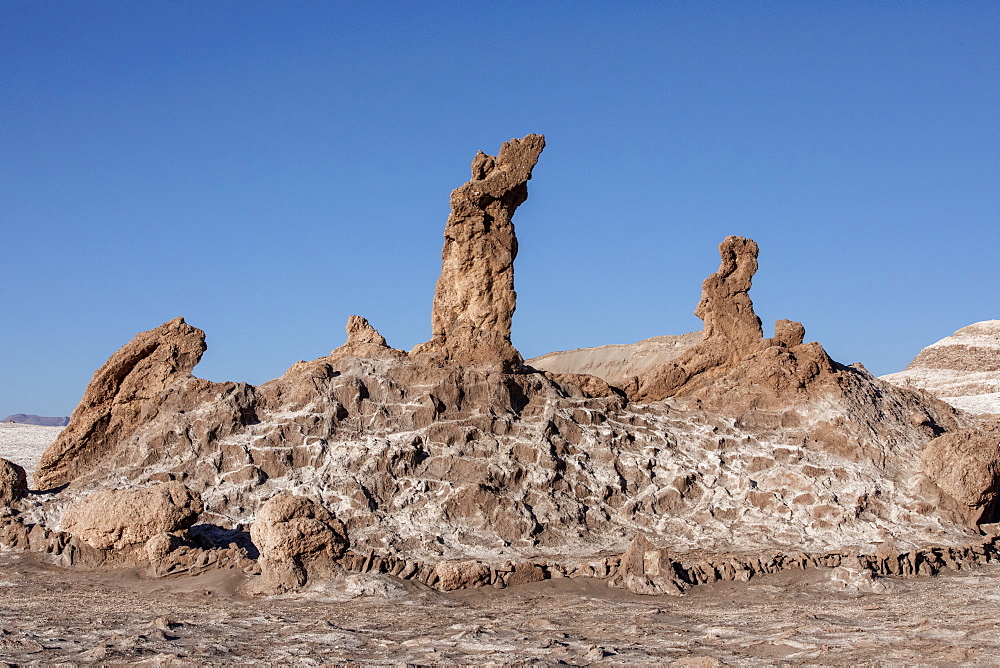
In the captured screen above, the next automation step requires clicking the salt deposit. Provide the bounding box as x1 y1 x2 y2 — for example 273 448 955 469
0 423 62 480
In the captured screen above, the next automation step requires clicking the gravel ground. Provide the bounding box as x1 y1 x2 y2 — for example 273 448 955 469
0 550 997 665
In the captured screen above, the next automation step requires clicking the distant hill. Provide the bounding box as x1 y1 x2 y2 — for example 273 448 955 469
881 320 1000 415
2 414 70 427
527 331 703 387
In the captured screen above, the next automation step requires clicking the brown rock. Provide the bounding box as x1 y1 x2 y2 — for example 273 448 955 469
772 319 806 348
632 236 843 406
922 428 1000 524
411 134 545 372
608 533 688 596
61 481 203 550
433 560 492 591
0 459 28 506
34 317 206 490
696 236 763 352
634 237 765 400
248 492 349 594
328 315 405 361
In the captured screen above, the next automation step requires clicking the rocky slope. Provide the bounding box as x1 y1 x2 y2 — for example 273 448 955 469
2 135 998 598
881 320 1000 415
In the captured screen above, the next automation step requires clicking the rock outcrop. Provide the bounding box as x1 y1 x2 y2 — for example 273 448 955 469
411 134 545 372
247 492 349 594
0 458 27 506
60 481 203 551
328 315 405 362
881 320 1000 415
34 317 207 490
632 236 832 402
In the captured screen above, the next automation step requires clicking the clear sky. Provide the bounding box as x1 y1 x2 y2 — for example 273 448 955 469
2 1 997 419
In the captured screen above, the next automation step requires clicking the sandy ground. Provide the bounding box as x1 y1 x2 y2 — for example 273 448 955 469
0 549 997 665
0 423 61 480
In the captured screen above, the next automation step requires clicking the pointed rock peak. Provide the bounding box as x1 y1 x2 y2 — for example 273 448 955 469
329 315 404 361
411 134 545 372
345 315 387 347
695 235 763 351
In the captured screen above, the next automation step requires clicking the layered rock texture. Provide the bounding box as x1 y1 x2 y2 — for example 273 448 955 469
881 320 1000 415
4 135 998 597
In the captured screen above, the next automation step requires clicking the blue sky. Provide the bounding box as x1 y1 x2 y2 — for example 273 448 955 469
2 1 997 418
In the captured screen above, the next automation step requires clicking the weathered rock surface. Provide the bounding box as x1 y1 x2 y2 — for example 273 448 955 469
411 134 545 372
0 458 28 506
921 428 1000 524
247 492 348 594
528 332 703 387
881 320 1000 415
34 317 208 490
60 481 203 551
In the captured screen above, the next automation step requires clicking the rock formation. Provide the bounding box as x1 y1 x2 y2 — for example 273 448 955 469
921 428 1000 524
411 134 545 372
247 492 349 594
632 236 828 402
328 315 405 362
9 136 999 600
881 320 1000 415
34 317 207 490
0 458 27 506
60 481 203 551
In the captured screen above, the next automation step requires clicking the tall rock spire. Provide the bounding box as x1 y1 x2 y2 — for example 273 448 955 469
412 134 545 371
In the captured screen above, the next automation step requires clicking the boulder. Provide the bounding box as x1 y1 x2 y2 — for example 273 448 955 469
922 428 1000 524
61 481 203 550
248 492 349 594
607 533 688 596
0 459 28 506
433 560 492 591
411 134 545 372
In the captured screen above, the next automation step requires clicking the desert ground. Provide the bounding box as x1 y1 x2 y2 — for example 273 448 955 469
0 549 998 665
